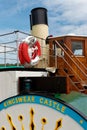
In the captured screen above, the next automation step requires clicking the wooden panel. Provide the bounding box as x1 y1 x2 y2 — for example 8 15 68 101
57 57 64 69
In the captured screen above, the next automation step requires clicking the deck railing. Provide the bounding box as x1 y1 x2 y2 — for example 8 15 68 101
0 30 55 68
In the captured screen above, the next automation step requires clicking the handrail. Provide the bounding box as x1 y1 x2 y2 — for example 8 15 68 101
64 43 87 71
54 40 87 80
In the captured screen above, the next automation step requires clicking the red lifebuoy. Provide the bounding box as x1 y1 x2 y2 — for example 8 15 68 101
22 42 31 63
18 38 41 67
18 42 25 64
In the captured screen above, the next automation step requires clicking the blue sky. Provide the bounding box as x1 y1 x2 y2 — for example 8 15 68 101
0 0 87 36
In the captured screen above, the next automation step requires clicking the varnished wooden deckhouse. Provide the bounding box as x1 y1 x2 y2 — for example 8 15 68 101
47 35 87 94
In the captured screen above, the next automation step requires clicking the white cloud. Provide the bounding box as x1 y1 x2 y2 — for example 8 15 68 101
42 0 87 36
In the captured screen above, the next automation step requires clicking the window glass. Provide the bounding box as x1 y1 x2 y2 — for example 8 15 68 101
71 41 83 55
